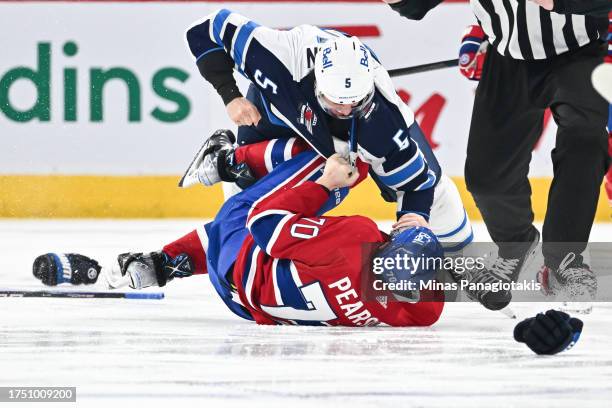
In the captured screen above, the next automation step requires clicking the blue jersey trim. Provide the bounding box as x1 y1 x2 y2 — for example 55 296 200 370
378 154 425 187
196 46 224 62
212 9 231 47
415 170 437 191
275 259 308 310
437 210 468 239
441 230 474 253
271 138 288 168
259 93 290 128
234 20 260 71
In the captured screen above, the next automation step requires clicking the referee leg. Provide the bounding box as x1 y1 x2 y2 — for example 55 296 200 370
543 43 610 269
465 50 542 257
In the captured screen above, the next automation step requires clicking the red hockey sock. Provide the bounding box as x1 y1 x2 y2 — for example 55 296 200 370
162 229 208 275
234 137 311 179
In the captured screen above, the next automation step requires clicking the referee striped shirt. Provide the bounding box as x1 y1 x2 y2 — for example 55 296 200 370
471 0 610 60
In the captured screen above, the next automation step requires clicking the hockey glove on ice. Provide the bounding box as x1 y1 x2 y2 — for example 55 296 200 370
514 309 583 355
33 253 101 286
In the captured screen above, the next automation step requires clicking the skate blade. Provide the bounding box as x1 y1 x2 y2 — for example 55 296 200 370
499 306 517 319
178 141 209 188
560 302 593 315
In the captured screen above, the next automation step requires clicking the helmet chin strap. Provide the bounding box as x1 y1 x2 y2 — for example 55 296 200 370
349 117 358 172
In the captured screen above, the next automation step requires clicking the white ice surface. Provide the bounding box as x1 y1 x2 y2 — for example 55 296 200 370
1 220 611 408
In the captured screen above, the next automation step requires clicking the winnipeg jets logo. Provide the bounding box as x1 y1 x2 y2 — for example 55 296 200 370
414 232 432 245
299 103 318 134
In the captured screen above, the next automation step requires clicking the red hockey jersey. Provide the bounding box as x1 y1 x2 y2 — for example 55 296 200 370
232 181 444 327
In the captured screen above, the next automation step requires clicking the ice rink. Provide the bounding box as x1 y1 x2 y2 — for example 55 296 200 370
1 219 611 407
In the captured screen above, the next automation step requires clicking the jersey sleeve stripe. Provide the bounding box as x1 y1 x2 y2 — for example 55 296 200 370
271 259 284 305
246 154 323 220
276 259 307 308
289 261 304 287
212 9 231 46
247 209 292 231
243 245 261 309
378 153 426 188
196 224 210 253
271 138 289 169
284 137 297 161
234 21 260 72
265 214 294 255
379 148 419 177
414 169 437 191
264 139 276 173
441 229 474 253
437 209 469 239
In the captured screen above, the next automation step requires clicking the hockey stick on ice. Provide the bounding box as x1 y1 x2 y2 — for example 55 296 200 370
0 290 164 299
388 58 459 77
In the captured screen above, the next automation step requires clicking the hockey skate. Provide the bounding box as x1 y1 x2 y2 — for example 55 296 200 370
178 129 255 189
537 252 597 314
461 229 540 310
105 251 194 290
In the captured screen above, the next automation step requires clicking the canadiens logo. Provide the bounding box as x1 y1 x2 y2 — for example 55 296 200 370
299 103 318 134
459 53 471 66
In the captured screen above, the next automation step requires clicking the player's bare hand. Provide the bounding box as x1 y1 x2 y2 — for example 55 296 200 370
316 153 360 190
391 213 430 234
226 97 261 127
528 0 554 11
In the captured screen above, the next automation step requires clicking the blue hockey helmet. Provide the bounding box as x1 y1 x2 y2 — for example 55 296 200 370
372 226 443 299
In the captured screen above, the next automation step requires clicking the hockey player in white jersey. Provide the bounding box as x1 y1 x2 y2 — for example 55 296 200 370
178 10 539 311
182 9 474 264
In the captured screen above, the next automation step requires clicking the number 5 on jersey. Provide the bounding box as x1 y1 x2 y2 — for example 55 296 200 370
254 69 278 94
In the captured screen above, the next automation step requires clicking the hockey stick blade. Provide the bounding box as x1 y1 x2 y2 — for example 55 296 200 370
0 290 164 299
388 58 459 77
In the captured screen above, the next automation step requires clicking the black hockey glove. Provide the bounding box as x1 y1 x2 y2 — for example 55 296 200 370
514 309 583 355
33 253 101 286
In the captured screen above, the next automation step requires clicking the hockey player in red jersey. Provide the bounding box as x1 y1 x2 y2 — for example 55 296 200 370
33 135 444 327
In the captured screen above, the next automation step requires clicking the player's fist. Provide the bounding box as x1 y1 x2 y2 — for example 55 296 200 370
514 309 583 355
392 212 430 235
459 25 488 81
316 153 360 190
226 97 261 127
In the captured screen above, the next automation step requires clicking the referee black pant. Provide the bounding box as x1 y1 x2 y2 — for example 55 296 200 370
465 41 610 269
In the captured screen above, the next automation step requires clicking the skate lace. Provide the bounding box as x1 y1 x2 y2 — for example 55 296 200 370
556 252 597 291
489 257 519 281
